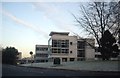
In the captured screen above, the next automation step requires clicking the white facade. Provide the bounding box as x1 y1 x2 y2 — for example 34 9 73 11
85 39 95 61
35 45 48 62
17 52 22 60
21 57 33 64
48 32 95 62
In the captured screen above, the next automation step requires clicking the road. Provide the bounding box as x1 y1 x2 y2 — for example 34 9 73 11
2 64 120 77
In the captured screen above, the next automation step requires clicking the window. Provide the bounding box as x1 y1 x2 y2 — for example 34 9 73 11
41 60 45 62
52 48 69 54
36 60 41 63
36 47 48 51
44 48 48 51
62 58 67 62
77 50 85 57
58 40 61 47
52 48 62 53
41 48 48 51
61 49 69 53
36 47 39 51
70 51 72 53
52 40 57 47
51 39 69 54
77 41 85 49
70 42 72 45
52 48 57 53
61 40 69 47
58 49 61 53
95 55 102 58
36 53 48 57
70 58 75 61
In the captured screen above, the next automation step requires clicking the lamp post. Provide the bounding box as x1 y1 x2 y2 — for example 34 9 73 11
29 51 33 66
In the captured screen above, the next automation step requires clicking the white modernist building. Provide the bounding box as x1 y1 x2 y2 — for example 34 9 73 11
17 52 22 60
35 45 48 62
48 32 95 62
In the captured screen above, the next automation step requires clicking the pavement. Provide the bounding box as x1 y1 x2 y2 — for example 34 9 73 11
20 60 120 72
3 64 120 76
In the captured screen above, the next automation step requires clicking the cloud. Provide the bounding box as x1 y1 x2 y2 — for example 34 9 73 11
32 3 75 33
1 9 49 38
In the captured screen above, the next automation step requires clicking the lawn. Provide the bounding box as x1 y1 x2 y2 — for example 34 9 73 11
20 60 120 71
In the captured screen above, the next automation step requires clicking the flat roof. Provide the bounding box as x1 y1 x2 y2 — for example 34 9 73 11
49 31 69 36
36 45 48 47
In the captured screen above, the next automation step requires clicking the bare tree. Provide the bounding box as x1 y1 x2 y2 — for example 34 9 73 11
73 2 120 60
110 1 120 36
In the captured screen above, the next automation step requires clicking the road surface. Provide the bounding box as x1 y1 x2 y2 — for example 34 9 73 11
2 64 120 77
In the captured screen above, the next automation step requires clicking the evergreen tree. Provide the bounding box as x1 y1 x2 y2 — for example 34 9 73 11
2 47 19 65
100 30 119 60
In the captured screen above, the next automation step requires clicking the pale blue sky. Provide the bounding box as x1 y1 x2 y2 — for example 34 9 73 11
1 2 89 57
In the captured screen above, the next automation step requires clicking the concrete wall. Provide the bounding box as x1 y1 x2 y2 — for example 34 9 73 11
35 45 48 62
69 36 78 58
85 47 95 61
49 32 95 62
85 39 95 61
17 52 22 60
50 35 78 59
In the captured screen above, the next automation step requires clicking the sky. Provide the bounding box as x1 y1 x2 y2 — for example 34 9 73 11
1 1 90 58
1 0 118 58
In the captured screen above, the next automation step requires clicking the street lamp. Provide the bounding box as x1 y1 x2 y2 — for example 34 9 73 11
29 51 33 66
